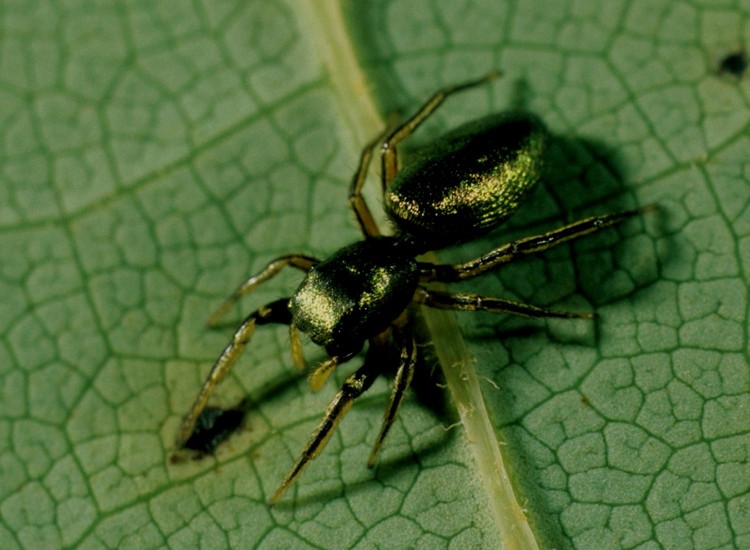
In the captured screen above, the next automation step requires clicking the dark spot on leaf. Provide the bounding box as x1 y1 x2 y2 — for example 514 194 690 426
182 400 248 457
718 51 747 77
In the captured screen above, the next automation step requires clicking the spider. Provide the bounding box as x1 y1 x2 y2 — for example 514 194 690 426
175 71 650 504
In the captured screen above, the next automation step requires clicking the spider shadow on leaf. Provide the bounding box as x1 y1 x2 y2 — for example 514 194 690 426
449 131 661 548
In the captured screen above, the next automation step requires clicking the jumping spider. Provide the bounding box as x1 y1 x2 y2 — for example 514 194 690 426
176 71 650 504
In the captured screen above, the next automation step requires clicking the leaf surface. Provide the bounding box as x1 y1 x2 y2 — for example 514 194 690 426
1 1 749 549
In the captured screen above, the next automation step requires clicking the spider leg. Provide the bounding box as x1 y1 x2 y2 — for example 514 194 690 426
207 255 318 327
269 358 381 505
381 71 500 186
176 298 292 448
367 326 416 468
348 116 399 238
419 206 654 282
414 288 593 319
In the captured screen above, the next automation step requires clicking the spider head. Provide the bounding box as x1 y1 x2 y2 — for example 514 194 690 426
289 237 418 358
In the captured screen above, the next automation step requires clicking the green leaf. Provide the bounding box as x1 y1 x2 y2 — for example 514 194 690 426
2 1 749 548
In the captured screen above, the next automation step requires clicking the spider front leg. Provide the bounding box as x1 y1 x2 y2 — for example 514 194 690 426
207 255 318 327
269 354 381 505
176 298 292 448
367 325 417 468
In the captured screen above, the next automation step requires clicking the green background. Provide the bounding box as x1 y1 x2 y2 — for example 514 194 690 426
1 1 749 548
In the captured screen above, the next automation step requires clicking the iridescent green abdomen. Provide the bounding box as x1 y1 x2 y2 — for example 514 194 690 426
384 112 549 249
